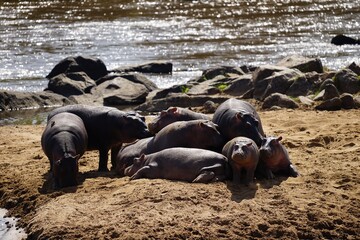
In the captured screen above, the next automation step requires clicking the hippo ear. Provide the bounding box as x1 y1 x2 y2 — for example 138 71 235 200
168 107 178 114
235 112 243 121
138 154 146 163
246 142 253 147
277 136 283 142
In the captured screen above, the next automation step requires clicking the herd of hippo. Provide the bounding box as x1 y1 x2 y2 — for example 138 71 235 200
41 98 299 189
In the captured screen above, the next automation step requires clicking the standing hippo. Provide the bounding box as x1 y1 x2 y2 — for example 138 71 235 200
124 148 229 183
47 104 151 171
115 120 225 176
257 136 299 179
212 98 265 146
222 137 259 185
148 107 211 134
41 112 88 188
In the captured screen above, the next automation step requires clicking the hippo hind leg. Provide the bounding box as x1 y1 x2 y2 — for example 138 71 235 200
192 164 225 183
130 166 151 180
192 171 215 183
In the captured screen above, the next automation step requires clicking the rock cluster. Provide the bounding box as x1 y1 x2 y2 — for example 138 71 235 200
0 55 359 112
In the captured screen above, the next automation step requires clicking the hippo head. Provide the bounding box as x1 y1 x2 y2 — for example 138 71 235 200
230 112 264 147
148 107 179 134
52 153 79 189
231 141 254 163
259 136 282 161
109 111 153 143
124 154 146 177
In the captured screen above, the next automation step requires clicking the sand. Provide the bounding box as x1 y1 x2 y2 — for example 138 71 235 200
0 109 359 239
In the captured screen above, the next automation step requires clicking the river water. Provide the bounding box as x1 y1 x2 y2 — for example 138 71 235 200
0 0 359 92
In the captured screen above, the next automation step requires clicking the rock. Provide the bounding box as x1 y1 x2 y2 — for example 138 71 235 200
323 84 340 100
47 72 96 97
0 90 73 111
354 96 360 108
252 65 289 83
286 75 312 97
262 93 299 109
347 62 360 75
135 94 230 112
256 68 302 100
331 34 360 45
187 76 224 95
223 74 253 96
96 73 158 91
313 89 325 101
46 56 108 81
298 96 315 106
315 97 342 111
340 93 357 109
201 66 245 80
112 61 173 74
90 77 150 105
333 69 360 94
319 79 334 91
147 84 189 100
202 100 217 113
277 55 323 73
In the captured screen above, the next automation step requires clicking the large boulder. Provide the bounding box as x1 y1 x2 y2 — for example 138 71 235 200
47 72 96 97
262 93 299 109
333 69 360 94
331 34 360 45
46 56 108 81
201 66 245 81
90 77 150 105
96 73 158 91
277 55 323 73
315 97 342 111
223 74 253 97
347 62 360 75
0 90 72 111
111 61 173 74
340 93 357 109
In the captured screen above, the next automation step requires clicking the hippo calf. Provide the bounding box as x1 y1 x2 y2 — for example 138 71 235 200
148 107 211 134
125 148 229 183
213 98 265 146
222 137 259 185
47 104 151 171
41 112 88 188
115 119 225 176
257 136 299 179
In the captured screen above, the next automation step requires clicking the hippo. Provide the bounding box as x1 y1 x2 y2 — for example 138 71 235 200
222 137 259 185
124 147 229 183
148 107 211 134
115 119 225 176
257 136 299 179
41 112 88 188
212 98 265 146
47 104 151 171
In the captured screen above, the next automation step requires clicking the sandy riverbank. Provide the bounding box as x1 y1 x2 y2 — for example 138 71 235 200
0 109 359 239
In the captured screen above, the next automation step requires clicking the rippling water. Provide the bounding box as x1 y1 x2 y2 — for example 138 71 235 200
0 0 359 92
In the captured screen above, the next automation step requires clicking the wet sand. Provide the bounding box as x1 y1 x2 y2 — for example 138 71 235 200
0 109 359 239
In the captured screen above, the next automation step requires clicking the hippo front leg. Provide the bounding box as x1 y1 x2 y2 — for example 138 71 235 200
110 144 122 170
289 164 299 177
98 148 110 171
130 166 151 180
244 167 256 186
265 168 275 179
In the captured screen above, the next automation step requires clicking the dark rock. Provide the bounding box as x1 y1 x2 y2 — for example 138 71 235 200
333 69 360 94
319 79 334 91
202 100 217 113
147 84 189 100
323 84 340 101
112 61 173 74
340 93 356 109
331 34 360 45
277 55 323 73
135 94 230 112
96 73 158 91
286 75 312 97
47 72 96 97
90 77 150 105
262 93 299 109
315 97 342 111
252 65 289 83
347 62 360 75
313 90 325 101
0 90 73 111
223 74 253 96
201 66 245 80
255 68 302 100
46 56 108 81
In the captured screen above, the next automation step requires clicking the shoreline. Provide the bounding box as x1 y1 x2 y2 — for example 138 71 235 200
0 109 359 239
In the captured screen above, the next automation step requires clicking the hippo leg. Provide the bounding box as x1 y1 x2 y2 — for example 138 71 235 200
289 164 299 177
129 166 151 180
264 168 275 179
192 171 215 183
244 167 256 185
110 144 122 170
99 148 110 172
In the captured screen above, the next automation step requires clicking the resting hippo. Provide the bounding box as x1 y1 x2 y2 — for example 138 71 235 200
222 137 259 185
213 98 265 146
148 107 211 134
115 120 225 176
47 104 151 171
41 112 88 188
125 148 229 183
257 136 299 179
